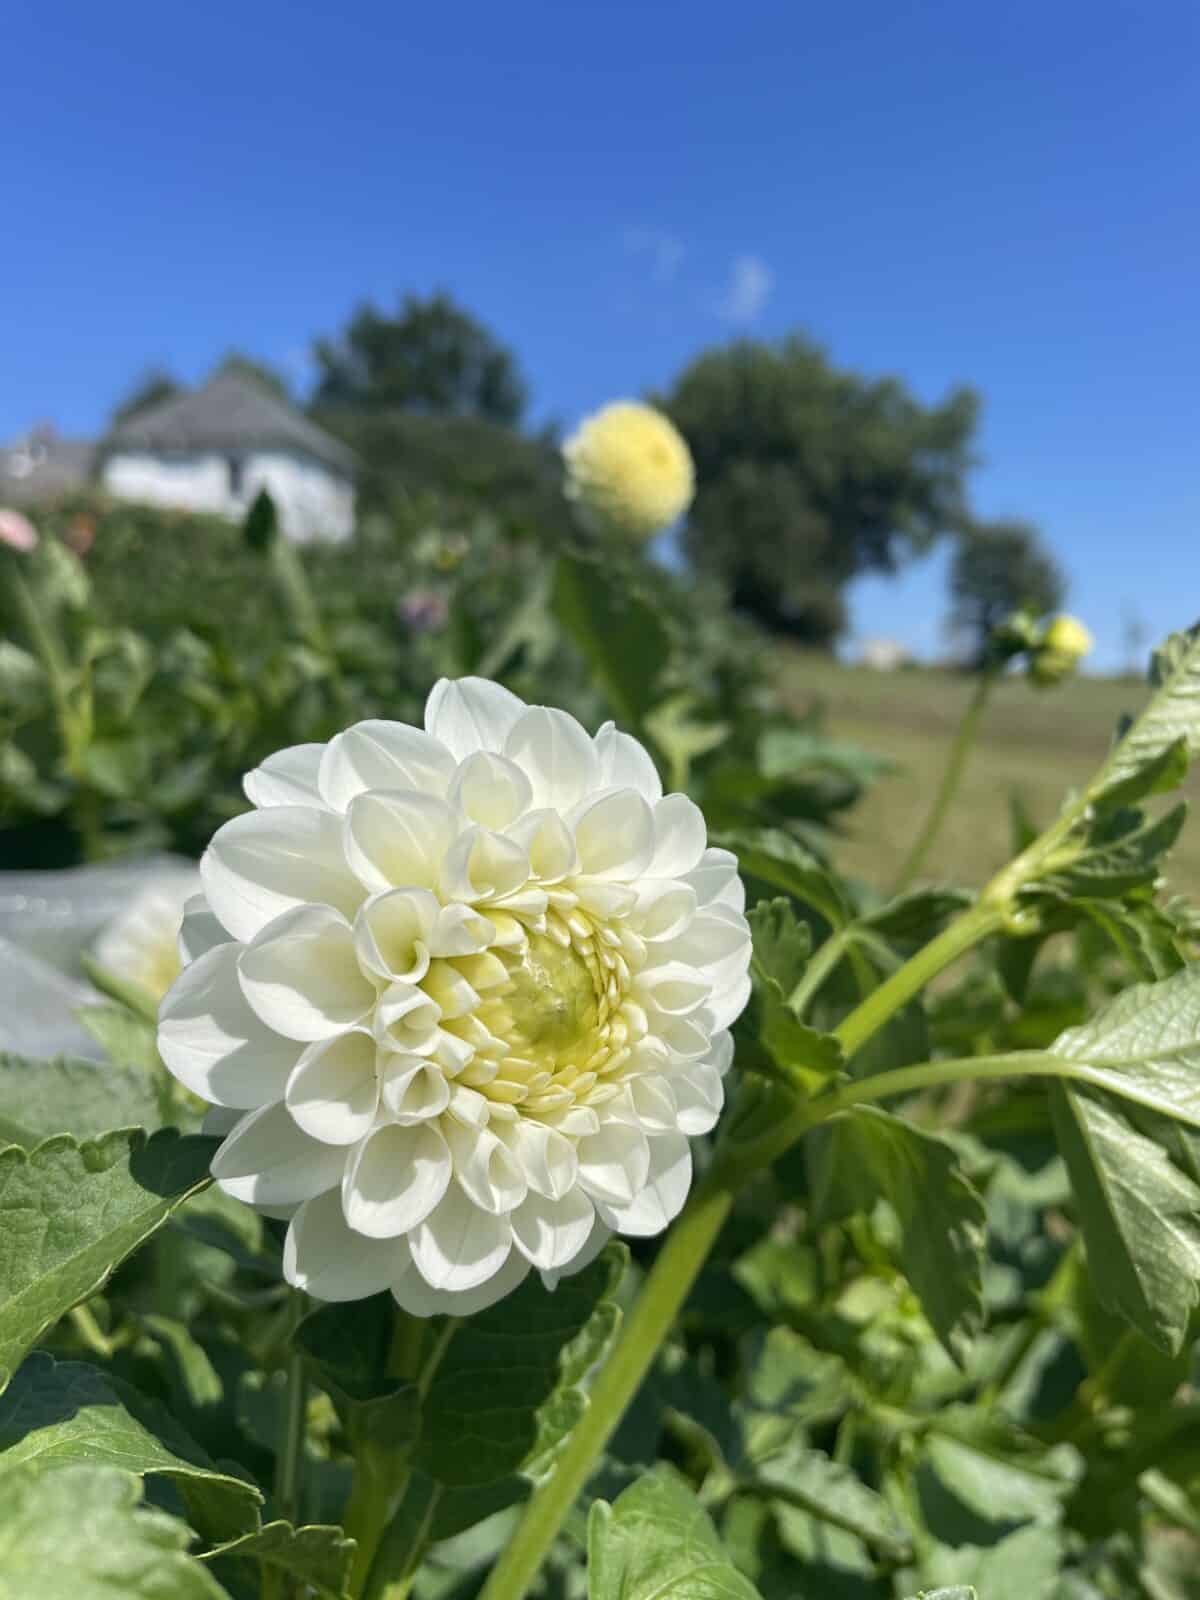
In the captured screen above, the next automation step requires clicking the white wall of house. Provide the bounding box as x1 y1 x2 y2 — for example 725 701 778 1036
101 450 355 543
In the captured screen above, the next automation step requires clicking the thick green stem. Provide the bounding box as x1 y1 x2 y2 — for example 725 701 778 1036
891 670 997 895
476 1181 733 1600
276 1345 308 1527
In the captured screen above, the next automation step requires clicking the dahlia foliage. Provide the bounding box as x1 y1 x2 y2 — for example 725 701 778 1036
158 678 751 1315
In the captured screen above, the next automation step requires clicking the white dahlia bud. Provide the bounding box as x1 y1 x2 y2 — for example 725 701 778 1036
158 679 751 1316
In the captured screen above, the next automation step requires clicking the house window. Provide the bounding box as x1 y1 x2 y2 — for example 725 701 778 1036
227 456 245 497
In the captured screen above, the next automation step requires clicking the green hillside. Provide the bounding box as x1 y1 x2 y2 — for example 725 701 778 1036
776 653 1200 897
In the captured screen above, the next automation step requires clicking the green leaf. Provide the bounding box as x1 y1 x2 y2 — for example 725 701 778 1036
1050 1084 1200 1353
921 1406 1081 1522
713 827 851 929
901 1590 976 1600
201 1521 354 1599
294 1296 419 1448
752 1443 911 1561
373 1244 626 1576
0 641 46 716
913 1523 1063 1599
587 1465 763 1600
858 886 973 954
0 1129 217 1389
0 1054 163 1150
810 1107 985 1363
1092 736 1189 814
1095 622 1200 796
0 1463 226 1600
552 552 670 728
1038 802 1186 900
0 1354 260 1543
746 897 812 995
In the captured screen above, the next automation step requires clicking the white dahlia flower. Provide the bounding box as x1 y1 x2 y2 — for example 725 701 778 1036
158 679 751 1315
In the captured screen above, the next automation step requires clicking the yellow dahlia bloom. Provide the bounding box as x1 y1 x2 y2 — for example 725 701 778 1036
563 402 695 542
1030 614 1093 686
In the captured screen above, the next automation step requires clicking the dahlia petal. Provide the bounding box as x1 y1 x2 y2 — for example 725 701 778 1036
671 1062 725 1135
318 721 456 811
445 1122 528 1215
506 809 578 883
596 1132 692 1238
594 721 663 803
684 847 746 912
570 789 655 880
426 902 496 956
380 1055 451 1122
284 1188 406 1301
448 751 533 830
424 677 526 761
668 905 753 979
211 1102 345 1205
505 706 600 812
648 793 707 878
576 1122 651 1206
342 1122 451 1238
410 1186 513 1291
243 743 326 809
632 880 697 943
502 1119 577 1200
373 983 442 1055
439 826 530 903
706 972 753 1032
511 1187 595 1270
239 905 375 1042
286 1030 380 1145
611 1075 678 1134
353 888 439 983
159 943 301 1108
635 961 711 1017
392 1240 530 1315
705 1030 735 1077
344 791 457 894
202 806 363 943
177 894 229 964
539 1214 614 1290
202 1106 242 1137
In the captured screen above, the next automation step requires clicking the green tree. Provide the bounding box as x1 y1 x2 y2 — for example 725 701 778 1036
661 336 978 647
950 519 1065 663
110 368 181 425
312 291 527 424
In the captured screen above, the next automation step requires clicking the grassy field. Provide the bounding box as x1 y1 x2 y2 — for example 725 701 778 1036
774 654 1200 898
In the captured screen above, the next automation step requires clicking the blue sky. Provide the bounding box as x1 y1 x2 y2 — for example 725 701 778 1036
4 0 1197 669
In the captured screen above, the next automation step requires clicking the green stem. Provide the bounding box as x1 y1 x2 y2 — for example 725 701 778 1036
5 558 81 767
476 1181 734 1600
275 1298 308 1529
891 669 997 895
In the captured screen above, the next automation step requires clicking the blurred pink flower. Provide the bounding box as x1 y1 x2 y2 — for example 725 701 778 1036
0 509 38 552
398 588 449 633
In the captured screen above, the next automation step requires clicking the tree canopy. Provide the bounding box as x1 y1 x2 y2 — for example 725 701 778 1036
311 291 528 424
660 336 979 646
950 519 1065 662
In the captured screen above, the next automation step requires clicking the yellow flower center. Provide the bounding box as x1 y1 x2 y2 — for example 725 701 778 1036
504 932 599 1053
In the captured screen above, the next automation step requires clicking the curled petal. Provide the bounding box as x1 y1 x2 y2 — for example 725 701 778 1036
392 1240 529 1315
444 1121 528 1215
318 721 455 810
671 1061 725 1135
501 1119 578 1200
540 1214 613 1290
684 847 746 912
425 677 525 761
342 1121 451 1238
344 791 457 894
354 888 439 983
284 1188 406 1301
505 706 600 812
576 1121 650 1207
159 943 301 1108
439 825 531 904
594 721 662 803
239 905 374 1042
511 1187 595 1270
506 809 577 883
243 743 326 809
635 961 711 1017
202 806 363 944
380 1055 451 1122
178 895 230 964
570 789 655 880
410 1186 513 1291
212 1102 345 1206
286 1029 379 1145
449 751 533 829
647 793 707 878
595 1132 692 1238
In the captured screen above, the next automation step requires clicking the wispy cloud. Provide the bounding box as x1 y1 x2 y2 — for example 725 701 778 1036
623 227 686 284
719 254 774 323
